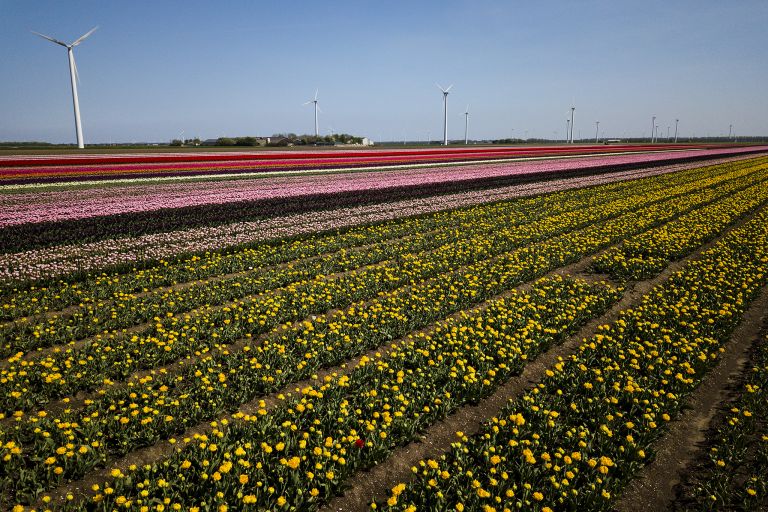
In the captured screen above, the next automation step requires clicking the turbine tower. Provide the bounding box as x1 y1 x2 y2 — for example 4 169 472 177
463 105 470 145
674 118 679 143
651 115 656 143
303 90 320 138
437 84 453 146
32 26 98 149
569 106 575 144
595 121 600 143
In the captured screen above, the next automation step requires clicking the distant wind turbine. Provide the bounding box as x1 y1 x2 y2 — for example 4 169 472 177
437 84 453 145
303 90 321 137
32 26 98 149
463 105 470 144
569 106 575 144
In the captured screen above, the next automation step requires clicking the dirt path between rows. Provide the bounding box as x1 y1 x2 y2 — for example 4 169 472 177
614 285 768 512
320 203 766 512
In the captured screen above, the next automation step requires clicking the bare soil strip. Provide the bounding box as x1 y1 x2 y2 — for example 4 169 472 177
613 286 768 512
319 203 767 512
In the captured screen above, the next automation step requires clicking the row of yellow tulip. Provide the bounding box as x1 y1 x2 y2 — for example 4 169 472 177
672 331 768 510
375 200 768 512
593 165 768 280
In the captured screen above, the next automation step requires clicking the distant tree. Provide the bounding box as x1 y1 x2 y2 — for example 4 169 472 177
235 136 259 146
216 137 235 146
170 139 183 146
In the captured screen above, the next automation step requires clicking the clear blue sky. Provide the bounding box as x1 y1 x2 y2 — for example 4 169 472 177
2 0 766 143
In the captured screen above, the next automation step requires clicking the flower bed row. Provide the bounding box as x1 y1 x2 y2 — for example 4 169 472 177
3 163 759 413
2 155 758 286
45 275 618 512
0 165 757 504
672 331 768 510
375 200 768 512
593 166 768 279
0 144 705 172
4 149 765 254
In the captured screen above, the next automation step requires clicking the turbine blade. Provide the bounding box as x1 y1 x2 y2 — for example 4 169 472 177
316 104 323 114
31 30 68 47
71 26 98 46
303 100 312 106
314 89 318 100
436 83 444 92
445 84 453 92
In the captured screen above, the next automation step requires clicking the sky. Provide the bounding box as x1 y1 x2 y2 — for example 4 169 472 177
1 0 767 143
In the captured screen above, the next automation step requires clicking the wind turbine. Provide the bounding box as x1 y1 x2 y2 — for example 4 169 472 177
651 115 656 143
595 121 600 143
303 90 321 138
463 105 470 144
569 106 575 143
32 26 98 149
674 119 679 143
437 84 453 145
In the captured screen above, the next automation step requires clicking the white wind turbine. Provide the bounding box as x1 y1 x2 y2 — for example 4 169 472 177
32 26 98 149
437 83 453 145
463 105 470 144
303 90 321 138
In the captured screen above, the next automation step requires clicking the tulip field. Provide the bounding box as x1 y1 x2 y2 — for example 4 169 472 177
1 146 768 511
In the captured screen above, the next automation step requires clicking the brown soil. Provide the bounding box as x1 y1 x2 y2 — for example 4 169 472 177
614 285 768 512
